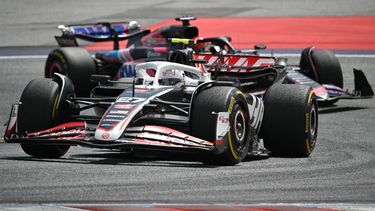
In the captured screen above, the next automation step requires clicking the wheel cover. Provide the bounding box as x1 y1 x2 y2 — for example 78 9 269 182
48 62 63 77
234 109 246 143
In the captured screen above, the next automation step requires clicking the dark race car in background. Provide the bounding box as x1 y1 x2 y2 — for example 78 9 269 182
189 44 374 105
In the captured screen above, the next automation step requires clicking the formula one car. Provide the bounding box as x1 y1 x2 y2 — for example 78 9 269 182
5 51 319 165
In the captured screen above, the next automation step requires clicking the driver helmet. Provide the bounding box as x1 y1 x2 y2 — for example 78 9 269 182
158 69 184 85
128 21 141 32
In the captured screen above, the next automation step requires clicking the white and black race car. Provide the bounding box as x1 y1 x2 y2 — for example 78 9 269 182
5 50 325 165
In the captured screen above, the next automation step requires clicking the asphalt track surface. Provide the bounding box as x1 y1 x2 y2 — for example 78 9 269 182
0 0 375 207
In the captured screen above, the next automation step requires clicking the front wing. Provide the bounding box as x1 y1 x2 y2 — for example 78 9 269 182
5 121 215 153
287 68 374 102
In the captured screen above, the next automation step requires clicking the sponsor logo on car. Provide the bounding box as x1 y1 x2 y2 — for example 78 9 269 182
119 64 137 77
109 110 129 114
114 104 135 109
71 23 128 36
102 133 110 139
106 114 126 118
117 97 145 103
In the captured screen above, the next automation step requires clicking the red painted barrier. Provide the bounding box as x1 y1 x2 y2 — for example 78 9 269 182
85 16 375 51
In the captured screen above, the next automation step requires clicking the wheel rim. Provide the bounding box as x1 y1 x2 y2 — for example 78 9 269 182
309 103 318 144
48 62 63 77
234 109 246 143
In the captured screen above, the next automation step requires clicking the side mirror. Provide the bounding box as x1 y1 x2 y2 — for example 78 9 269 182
209 45 221 54
275 58 288 67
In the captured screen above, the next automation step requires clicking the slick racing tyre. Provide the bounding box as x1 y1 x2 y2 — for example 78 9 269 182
18 79 70 158
300 47 343 105
261 84 318 157
45 47 96 97
191 86 251 165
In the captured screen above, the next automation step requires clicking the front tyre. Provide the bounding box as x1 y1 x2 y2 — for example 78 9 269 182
261 84 318 157
300 47 343 105
191 86 251 165
18 79 70 158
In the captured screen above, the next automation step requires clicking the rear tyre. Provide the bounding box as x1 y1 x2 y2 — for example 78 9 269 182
45 47 96 97
300 47 343 105
18 79 70 158
261 84 318 157
191 86 251 165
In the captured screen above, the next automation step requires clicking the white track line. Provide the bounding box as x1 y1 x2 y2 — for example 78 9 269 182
0 55 47 59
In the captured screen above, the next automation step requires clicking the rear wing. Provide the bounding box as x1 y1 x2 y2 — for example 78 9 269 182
55 21 150 50
193 53 277 73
